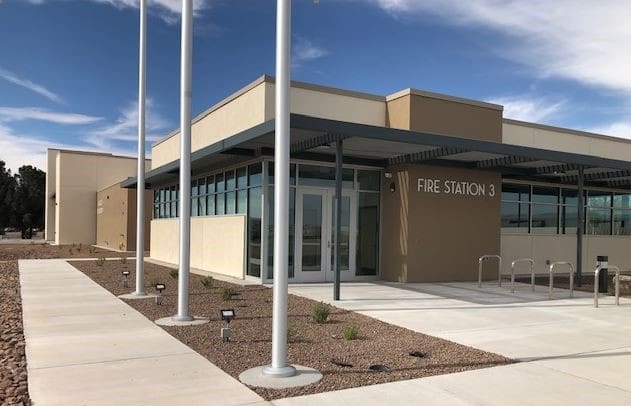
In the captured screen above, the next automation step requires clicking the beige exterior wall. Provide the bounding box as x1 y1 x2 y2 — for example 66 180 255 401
151 81 268 168
501 234 631 275
48 149 150 245
503 121 631 160
44 149 57 241
150 215 246 279
95 184 152 251
381 164 501 282
264 82 386 126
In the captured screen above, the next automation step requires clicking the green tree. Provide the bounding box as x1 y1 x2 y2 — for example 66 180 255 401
13 165 45 238
0 161 15 234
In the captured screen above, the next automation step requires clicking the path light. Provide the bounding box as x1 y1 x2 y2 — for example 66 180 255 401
220 309 235 342
122 270 130 288
155 283 166 305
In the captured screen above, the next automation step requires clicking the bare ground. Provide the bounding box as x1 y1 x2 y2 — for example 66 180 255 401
70 259 513 400
0 261 30 406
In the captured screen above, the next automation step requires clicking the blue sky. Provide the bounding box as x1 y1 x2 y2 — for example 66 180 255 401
0 0 629 172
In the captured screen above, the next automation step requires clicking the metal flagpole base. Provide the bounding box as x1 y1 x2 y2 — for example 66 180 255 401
240 365 321 389
262 364 296 378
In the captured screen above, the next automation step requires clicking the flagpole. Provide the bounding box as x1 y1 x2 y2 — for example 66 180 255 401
174 0 194 321
133 0 147 297
263 0 295 378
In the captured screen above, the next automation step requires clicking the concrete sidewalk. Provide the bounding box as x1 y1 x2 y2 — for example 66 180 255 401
19 259 264 406
284 281 631 405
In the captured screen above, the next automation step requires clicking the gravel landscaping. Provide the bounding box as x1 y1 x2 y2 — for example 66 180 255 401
0 244 133 261
0 261 30 406
70 260 512 400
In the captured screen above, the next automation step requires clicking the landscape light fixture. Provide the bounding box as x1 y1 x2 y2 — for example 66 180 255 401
220 308 235 342
122 270 130 288
155 283 166 305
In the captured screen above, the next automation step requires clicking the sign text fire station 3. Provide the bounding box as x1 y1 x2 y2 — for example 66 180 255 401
417 178 496 197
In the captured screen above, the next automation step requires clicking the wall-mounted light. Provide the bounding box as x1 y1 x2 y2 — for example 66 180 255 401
384 172 393 179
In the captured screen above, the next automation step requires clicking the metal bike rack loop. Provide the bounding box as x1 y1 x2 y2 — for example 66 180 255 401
478 255 502 288
594 265 621 308
510 258 535 293
549 261 574 300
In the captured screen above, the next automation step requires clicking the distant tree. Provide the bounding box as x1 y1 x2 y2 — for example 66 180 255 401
0 162 45 238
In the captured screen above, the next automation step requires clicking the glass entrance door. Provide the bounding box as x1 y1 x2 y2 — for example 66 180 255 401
295 187 356 282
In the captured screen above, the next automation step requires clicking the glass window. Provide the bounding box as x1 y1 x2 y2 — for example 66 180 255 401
614 209 631 235
531 204 558 234
226 191 236 215
207 175 215 194
268 162 296 186
171 187 178 218
561 204 578 234
216 193 225 215
501 201 529 233
207 194 215 216
248 163 262 186
356 192 379 275
247 187 262 277
237 190 247 214
614 193 631 209
226 170 235 191
298 164 354 188
357 170 380 191
502 183 529 202
237 167 247 189
532 187 558 204
587 191 612 208
216 174 225 193
587 208 611 235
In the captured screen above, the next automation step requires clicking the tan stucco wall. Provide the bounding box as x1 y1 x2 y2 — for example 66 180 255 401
150 215 246 279
381 164 501 282
501 234 631 275
264 82 386 126
151 82 268 168
387 92 502 141
52 150 150 245
503 122 631 161
44 149 57 241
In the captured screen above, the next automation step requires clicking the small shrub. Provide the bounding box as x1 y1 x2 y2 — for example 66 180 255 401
169 270 178 279
120 257 128 265
77 243 82 252
201 276 214 289
95 257 106 267
342 323 359 340
221 287 236 301
312 302 330 324
89 247 96 254
287 321 299 342
68 248 73 255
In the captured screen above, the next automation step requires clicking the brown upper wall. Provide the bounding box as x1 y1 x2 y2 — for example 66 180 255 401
386 89 503 142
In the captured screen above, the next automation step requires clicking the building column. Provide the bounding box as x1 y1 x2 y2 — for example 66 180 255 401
334 135 343 301
576 166 584 286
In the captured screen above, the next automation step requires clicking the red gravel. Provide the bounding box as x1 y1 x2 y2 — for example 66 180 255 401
70 260 513 400
0 261 30 406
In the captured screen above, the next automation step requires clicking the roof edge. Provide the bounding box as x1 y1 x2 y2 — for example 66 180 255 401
386 88 504 111
503 118 631 145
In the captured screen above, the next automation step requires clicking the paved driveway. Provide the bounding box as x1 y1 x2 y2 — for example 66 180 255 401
284 281 631 405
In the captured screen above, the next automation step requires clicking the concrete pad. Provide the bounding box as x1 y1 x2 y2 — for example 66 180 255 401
155 316 210 326
240 365 322 389
19 259 263 406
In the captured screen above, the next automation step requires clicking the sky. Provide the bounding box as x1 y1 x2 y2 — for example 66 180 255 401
0 0 630 172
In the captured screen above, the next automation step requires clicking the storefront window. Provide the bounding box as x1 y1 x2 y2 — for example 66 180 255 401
501 184 529 233
531 187 558 234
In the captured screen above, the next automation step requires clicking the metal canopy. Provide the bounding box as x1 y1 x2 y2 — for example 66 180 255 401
121 114 631 190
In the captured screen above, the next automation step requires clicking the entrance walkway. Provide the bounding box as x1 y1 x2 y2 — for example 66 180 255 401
19 259 264 406
285 281 631 405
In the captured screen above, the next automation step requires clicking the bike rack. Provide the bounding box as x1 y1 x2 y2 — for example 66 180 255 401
549 261 574 300
594 265 621 308
478 255 502 288
510 258 535 293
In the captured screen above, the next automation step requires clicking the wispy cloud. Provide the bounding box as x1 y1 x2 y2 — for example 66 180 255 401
84 99 170 149
0 67 62 103
488 95 566 123
588 120 631 140
0 107 102 125
361 1 631 94
27 0 209 24
292 37 328 68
